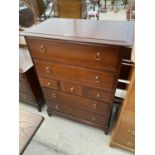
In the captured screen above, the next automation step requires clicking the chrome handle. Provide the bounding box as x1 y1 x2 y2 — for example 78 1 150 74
55 105 59 110
70 87 74 92
52 93 57 98
95 52 101 61
95 76 100 83
39 45 46 52
45 66 51 73
47 82 51 86
96 93 100 98
92 103 97 109
92 116 96 121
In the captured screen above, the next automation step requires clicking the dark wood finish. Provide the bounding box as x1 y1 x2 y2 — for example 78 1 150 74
110 69 135 152
47 100 107 126
21 18 134 46
39 77 59 90
22 19 134 134
19 110 44 154
60 81 83 96
43 87 110 116
85 87 113 103
34 60 116 91
27 37 122 72
57 0 87 19
19 47 44 111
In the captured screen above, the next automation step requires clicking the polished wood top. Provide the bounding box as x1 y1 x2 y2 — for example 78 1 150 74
19 110 44 154
21 18 134 46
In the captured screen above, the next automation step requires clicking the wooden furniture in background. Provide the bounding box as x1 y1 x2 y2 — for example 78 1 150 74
21 0 46 20
110 68 135 151
19 47 44 111
57 0 87 19
22 18 134 134
19 110 44 154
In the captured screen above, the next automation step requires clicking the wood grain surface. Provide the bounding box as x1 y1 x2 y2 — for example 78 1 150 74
19 110 44 154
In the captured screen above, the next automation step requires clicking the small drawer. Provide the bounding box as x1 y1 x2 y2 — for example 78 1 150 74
19 92 35 104
47 100 107 126
60 81 83 96
39 77 58 90
85 87 113 103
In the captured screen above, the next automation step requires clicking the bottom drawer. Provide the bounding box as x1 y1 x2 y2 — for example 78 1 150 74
47 100 107 126
19 92 36 105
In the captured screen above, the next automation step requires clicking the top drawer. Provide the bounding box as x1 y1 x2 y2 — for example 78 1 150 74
27 37 122 72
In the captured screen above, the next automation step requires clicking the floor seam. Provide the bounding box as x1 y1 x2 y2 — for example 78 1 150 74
32 139 68 155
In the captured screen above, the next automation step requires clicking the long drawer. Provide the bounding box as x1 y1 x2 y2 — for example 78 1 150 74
47 99 107 126
43 87 110 116
27 37 121 72
34 60 116 91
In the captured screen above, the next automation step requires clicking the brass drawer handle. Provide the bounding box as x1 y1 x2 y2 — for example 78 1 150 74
47 82 51 86
92 116 96 121
70 87 74 92
128 129 135 136
22 94 26 99
52 93 57 98
92 103 97 109
95 76 100 83
95 52 101 61
39 45 46 52
45 66 51 73
96 93 100 98
55 105 59 110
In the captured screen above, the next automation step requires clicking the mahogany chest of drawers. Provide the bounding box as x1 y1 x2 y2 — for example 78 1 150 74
22 18 134 134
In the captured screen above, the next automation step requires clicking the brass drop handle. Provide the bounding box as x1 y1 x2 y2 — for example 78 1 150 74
23 94 26 99
128 129 135 136
47 82 51 86
92 103 97 109
92 116 96 121
96 93 100 98
95 52 101 61
55 105 59 110
45 66 51 73
52 93 57 98
70 87 74 92
39 45 46 52
95 76 100 83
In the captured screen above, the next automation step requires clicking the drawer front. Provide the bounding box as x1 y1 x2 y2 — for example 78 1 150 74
60 81 83 96
19 92 36 104
27 37 121 71
19 80 31 93
34 60 115 91
47 100 107 126
113 111 135 150
43 88 110 116
85 87 113 103
39 77 59 90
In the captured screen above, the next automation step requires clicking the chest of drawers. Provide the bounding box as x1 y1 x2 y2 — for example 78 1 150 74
22 18 134 134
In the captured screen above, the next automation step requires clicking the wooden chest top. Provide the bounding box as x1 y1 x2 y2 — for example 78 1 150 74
21 18 134 46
